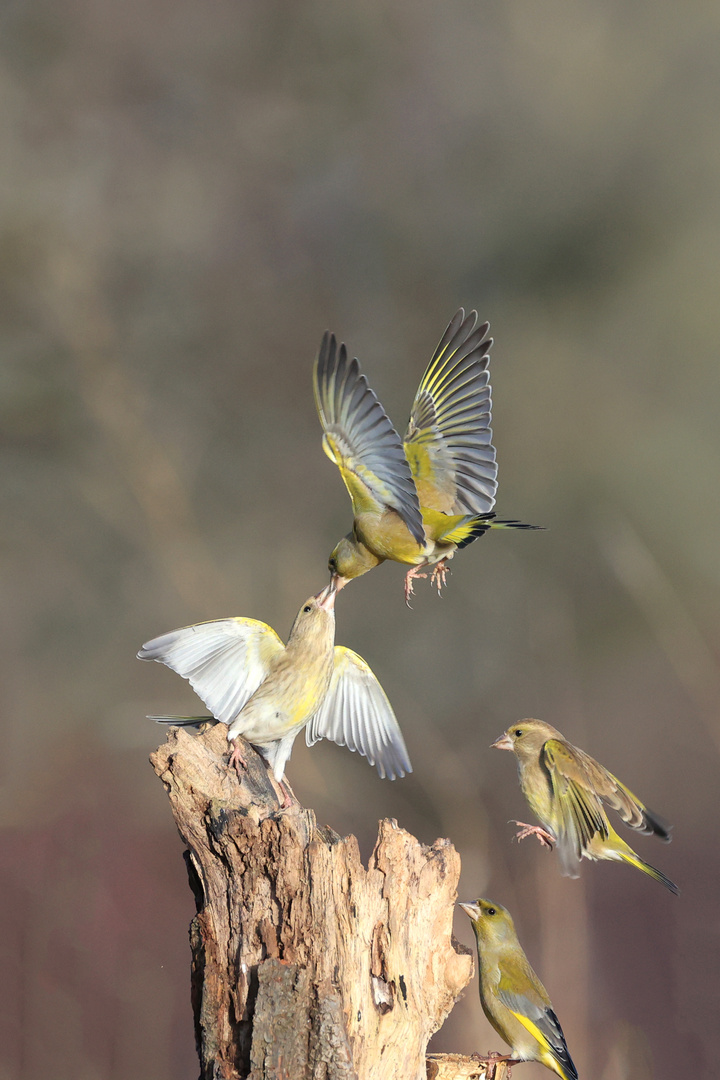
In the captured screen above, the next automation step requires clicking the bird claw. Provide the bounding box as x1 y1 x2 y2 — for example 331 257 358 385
229 744 295 810
430 559 449 594
471 1052 513 1079
278 778 296 809
228 742 248 776
511 821 555 849
404 566 429 605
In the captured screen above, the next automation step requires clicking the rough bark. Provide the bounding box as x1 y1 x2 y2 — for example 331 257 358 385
426 1055 511 1079
151 723 474 1080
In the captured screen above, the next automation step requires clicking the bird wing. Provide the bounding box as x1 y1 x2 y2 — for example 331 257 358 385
404 309 498 515
314 331 425 545
496 955 577 1080
497 973 578 1080
569 749 672 841
137 619 284 725
305 646 412 779
542 738 610 871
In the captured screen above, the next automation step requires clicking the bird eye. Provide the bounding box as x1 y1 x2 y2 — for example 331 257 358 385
514 729 523 738
328 557 337 572
487 907 496 916
303 605 312 613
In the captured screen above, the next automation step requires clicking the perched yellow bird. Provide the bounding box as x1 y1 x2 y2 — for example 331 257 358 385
314 309 540 601
460 897 578 1080
137 583 411 805
492 718 677 893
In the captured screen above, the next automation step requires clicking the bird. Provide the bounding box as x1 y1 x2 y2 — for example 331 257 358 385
460 897 578 1080
137 583 411 805
492 718 677 893
313 308 540 602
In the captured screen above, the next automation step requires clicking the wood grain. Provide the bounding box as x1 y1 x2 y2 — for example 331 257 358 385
151 723 474 1079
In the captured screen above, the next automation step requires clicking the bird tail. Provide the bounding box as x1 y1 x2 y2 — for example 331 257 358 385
519 1009 578 1080
548 1049 579 1080
440 512 542 550
619 850 679 895
150 715 219 732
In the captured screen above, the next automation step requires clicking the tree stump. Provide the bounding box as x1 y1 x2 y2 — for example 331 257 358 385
151 724 475 1080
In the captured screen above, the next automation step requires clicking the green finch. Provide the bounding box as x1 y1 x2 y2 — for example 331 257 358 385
460 897 578 1080
313 308 540 602
492 718 677 893
137 583 411 805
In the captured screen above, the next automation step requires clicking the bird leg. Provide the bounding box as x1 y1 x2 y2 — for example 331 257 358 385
471 1051 514 1079
511 820 555 849
404 564 429 604
430 558 450 594
229 745 295 811
228 740 248 775
277 778 296 810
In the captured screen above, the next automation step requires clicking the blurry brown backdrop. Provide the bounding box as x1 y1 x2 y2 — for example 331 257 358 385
2 2 719 1078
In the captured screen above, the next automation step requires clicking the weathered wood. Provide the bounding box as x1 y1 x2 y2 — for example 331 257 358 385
426 1053 511 1079
151 723 474 1080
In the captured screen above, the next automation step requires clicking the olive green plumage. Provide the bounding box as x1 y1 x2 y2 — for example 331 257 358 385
493 718 677 893
314 308 539 600
460 898 578 1080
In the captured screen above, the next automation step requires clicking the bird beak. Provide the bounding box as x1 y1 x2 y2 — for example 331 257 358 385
458 901 481 920
491 732 513 751
315 581 337 611
330 571 349 593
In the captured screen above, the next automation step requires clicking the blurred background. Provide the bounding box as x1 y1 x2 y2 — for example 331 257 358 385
1 1 719 1077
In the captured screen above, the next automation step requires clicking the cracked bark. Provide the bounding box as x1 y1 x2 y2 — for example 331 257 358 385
151 723 477 1080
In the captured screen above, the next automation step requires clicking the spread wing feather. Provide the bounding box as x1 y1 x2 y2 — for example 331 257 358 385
543 738 610 873
305 646 412 779
137 619 284 725
545 736 672 849
314 332 425 545
404 309 498 515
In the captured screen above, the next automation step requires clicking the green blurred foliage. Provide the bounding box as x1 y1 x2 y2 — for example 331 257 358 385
1 1 719 1077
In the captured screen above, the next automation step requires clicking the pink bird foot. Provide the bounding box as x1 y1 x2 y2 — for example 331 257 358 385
228 741 248 776
430 559 450 593
471 1051 514 1078
404 565 429 604
511 820 555 849
277 778 296 810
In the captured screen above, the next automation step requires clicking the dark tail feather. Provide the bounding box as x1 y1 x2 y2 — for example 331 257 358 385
454 513 543 550
622 851 679 895
149 715 219 732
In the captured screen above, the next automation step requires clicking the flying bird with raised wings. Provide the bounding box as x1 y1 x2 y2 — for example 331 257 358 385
314 308 540 601
138 583 411 805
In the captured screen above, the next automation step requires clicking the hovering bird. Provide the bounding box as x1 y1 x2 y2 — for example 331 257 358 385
314 309 540 602
137 583 411 805
460 897 578 1080
492 718 677 893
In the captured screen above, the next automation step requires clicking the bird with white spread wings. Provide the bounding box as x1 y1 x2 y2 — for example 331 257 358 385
138 583 411 805
314 308 540 601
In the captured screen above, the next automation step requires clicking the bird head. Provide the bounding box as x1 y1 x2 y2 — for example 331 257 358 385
459 898 517 948
327 533 379 590
491 718 560 762
287 586 337 646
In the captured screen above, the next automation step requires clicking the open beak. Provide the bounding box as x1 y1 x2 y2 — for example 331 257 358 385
458 901 481 920
330 571 349 593
315 580 337 611
491 732 513 751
